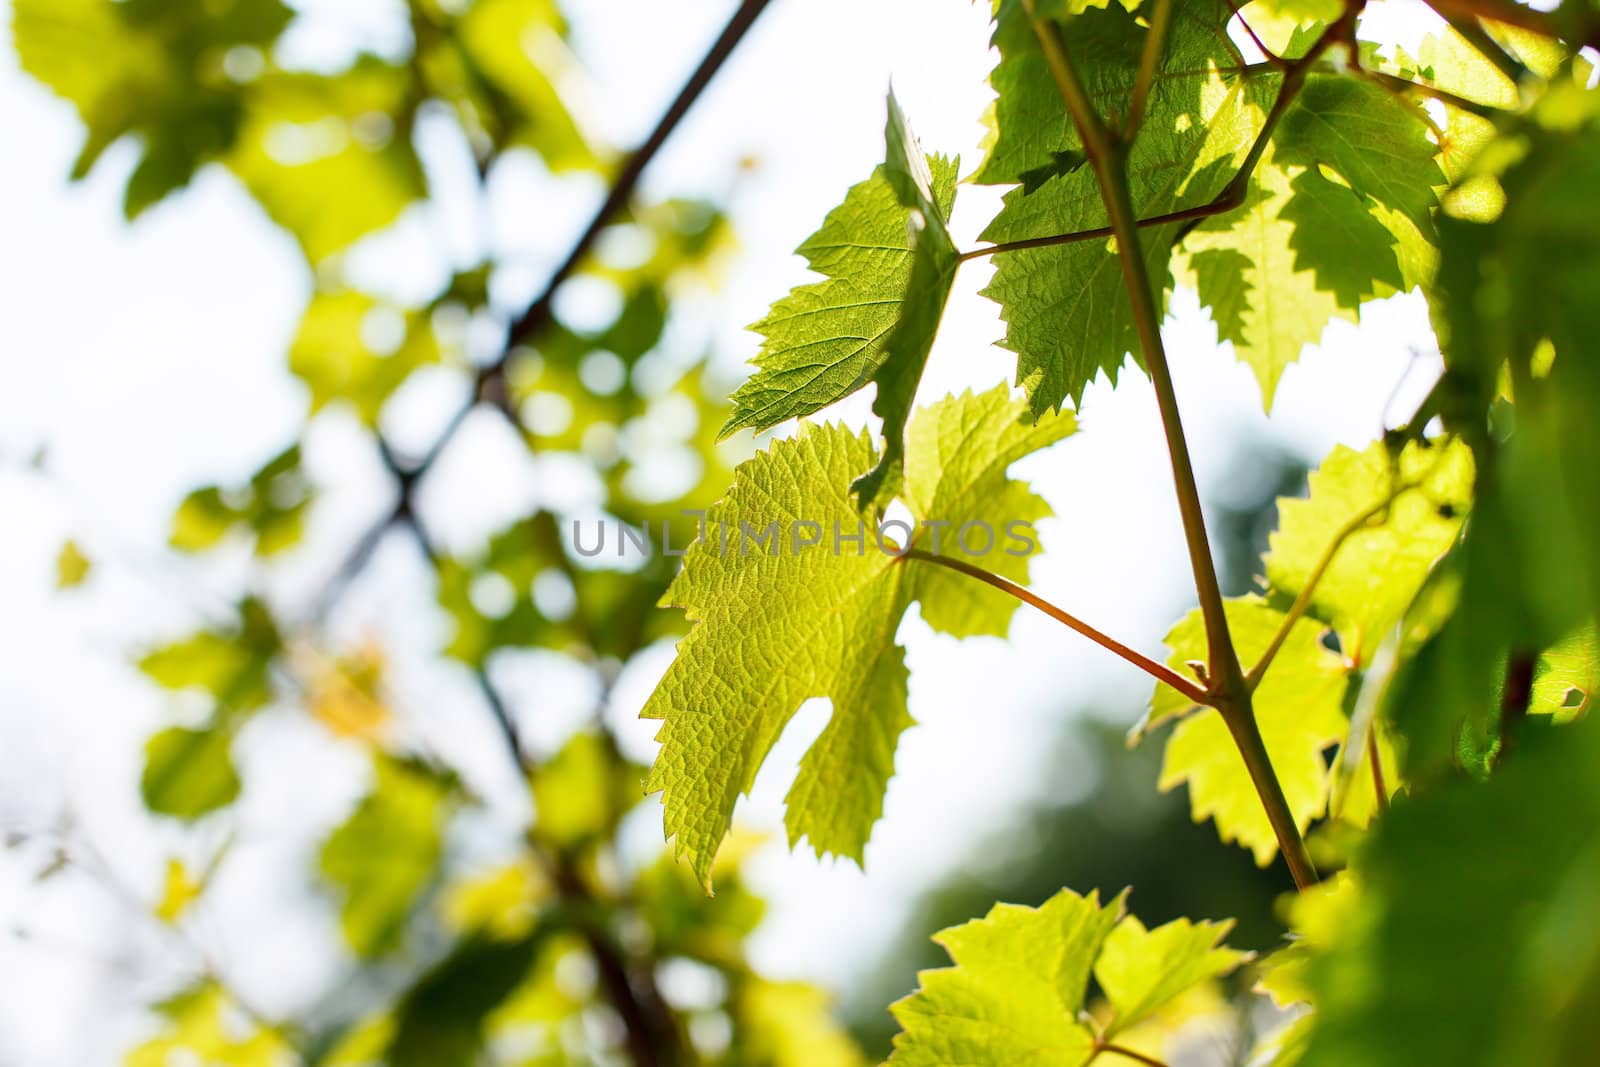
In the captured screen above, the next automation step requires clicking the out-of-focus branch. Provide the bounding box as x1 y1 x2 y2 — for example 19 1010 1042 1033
315 0 774 622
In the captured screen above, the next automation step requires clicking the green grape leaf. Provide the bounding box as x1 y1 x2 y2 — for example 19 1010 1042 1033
888 888 1123 1065
1273 75 1444 238
978 0 1270 413
1412 25 1519 109
141 724 242 820
291 290 444 425
645 386 1072 888
888 888 1247 1064
1151 598 1348 864
1264 437 1473 664
1094 915 1249 1036
1301 716 1600 1067
722 92 958 510
320 756 452 958
228 57 426 263
1181 157 1349 407
1279 168 1405 309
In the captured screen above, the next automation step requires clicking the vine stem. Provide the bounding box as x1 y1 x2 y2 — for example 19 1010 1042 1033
1368 729 1390 813
1125 0 1175 137
1022 0 1241 693
903 549 1208 703
1022 0 1319 889
1246 495 1394 688
1096 1043 1171 1067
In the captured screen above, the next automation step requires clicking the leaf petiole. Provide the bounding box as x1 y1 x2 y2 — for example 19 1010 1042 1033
902 549 1209 704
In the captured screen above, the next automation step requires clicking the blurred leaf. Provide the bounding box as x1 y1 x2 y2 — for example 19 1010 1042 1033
634 830 768 964
735 980 865 1067
126 982 289 1067
452 0 595 170
388 931 546 1067
436 511 577 666
290 290 443 425
14 0 293 217
170 447 313 557
320 756 452 958
141 724 241 820
227 57 425 263
443 859 548 940
531 730 641 852
138 599 281 712
55 539 92 588
1301 716 1600 1066
1530 624 1596 720
155 858 203 923
303 644 390 742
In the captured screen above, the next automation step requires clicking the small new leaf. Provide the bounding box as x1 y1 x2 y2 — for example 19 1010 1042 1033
888 888 1245 1064
722 92 958 510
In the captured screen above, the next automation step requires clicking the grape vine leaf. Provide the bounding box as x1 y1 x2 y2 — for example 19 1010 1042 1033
978 0 1272 414
1300 716 1600 1067
889 888 1122 1065
721 92 958 509
1273 75 1444 239
1094 915 1249 1036
1279 168 1405 309
887 888 1245 1064
645 386 1073 889
1264 437 1473 666
1149 597 1348 864
1181 156 1348 406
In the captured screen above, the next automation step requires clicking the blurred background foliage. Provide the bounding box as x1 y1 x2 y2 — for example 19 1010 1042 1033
5 0 1324 1063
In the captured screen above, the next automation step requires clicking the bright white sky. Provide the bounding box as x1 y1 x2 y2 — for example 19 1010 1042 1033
0 0 1443 1062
